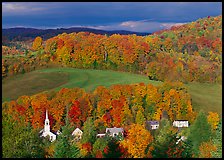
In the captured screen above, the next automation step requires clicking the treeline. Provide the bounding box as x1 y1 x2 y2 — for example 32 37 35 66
2 82 221 158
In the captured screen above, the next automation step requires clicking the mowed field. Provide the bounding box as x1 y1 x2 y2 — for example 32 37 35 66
2 68 222 116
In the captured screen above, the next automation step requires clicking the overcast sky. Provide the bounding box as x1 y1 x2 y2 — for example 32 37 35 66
2 2 222 33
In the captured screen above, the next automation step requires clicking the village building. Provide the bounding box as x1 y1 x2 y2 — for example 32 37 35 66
173 120 189 128
96 133 106 138
72 128 83 141
145 121 160 130
39 110 56 142
106 127 124 137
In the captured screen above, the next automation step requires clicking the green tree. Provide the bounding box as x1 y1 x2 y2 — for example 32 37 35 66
211 119 222 158
81 117 97 145
103 138 123 158
92 137 109 157
2 114 44 158
54 124 80 158
152 119 177 158
187 110 212 157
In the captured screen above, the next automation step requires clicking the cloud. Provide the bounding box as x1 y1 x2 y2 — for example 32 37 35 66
3 3 41 12
2 19 187 33
2 2 60 15
89 20 187 33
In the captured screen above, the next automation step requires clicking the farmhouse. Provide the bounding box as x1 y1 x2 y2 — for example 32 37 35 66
72 128 83 141
106 127 124 137
39 110 56 142
145 121 159 130
173 120 189 128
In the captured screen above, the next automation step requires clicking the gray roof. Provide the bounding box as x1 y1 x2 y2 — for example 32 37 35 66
146 121 159 125
106 127 124 134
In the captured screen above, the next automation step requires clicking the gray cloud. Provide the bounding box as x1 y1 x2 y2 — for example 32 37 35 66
2 2 222 32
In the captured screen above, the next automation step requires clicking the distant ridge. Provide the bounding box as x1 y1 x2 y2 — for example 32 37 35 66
2 27 151 42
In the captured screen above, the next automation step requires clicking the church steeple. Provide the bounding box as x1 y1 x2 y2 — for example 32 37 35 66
46 109 48 120
44 110 50 132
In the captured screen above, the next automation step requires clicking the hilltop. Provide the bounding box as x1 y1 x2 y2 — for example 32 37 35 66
2 27 150 43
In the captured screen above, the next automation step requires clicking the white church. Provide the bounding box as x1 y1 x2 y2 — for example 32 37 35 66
39 110 57 142
39 110 83 142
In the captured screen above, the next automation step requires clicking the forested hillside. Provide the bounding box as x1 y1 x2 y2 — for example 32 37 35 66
2 15 222 83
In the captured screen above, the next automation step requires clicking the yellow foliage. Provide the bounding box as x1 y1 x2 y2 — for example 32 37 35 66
169 89 176 96
199 140 217 158
207 112 219 130
121 124 153 158
32 36 43 51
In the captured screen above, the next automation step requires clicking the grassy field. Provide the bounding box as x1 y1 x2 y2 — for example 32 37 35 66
187 82 222 116
2 68 222 116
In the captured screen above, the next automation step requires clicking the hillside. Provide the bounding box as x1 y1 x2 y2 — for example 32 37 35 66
3 15 222 84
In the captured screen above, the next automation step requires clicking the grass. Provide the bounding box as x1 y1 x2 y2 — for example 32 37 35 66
2 67 222 116
2 71 69 102
186 82 222 116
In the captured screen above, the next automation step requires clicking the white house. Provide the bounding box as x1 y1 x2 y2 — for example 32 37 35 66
106 127 124 137
72 128 83 141
173 120 189 128
40 110 56 142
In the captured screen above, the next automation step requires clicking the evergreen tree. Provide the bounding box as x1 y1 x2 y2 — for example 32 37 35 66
187 110 212 157
103 138 123 158
81 117 97 145
152 119 176 158
54 124 79 158
54 124 72 158
180 139 194 158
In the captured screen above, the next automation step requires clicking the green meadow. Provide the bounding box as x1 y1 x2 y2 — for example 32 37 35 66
2 68 222 116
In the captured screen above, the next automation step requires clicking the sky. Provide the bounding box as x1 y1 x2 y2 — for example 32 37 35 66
2 2 222 33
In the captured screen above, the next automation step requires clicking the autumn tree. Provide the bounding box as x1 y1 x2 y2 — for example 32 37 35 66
120 123 153 158
32 36 43 51
199 140 217 158
135 110 145 125
207 112 220 130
